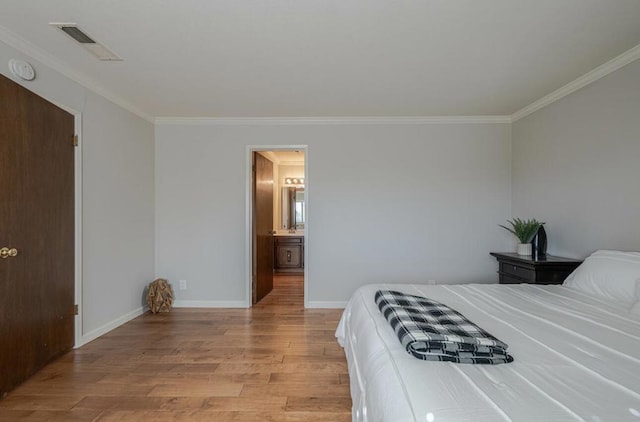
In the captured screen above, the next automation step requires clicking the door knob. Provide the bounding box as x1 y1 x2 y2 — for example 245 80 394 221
0 247 18 259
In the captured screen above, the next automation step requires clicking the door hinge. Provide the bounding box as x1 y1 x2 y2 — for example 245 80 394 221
74 304 79 315
73 134 79 147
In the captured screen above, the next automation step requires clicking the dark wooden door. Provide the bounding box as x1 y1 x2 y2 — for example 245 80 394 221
0 74 75 398
252 152 274 304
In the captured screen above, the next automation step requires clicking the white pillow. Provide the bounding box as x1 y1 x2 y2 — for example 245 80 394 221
563 250 640 307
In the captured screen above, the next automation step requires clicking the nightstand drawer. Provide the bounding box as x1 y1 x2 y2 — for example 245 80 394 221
500 263 534 282
534 270 573 285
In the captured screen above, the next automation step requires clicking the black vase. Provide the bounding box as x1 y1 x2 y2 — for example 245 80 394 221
531 226 547 259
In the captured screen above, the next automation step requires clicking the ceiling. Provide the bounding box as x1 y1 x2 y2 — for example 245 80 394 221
270 151 305 165
1 1 639 119
262 151 305 166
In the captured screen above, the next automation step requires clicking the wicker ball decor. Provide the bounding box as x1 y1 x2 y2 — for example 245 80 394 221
146 278 174 313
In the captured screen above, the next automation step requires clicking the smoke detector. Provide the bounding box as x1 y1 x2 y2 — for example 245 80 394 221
8 59 36 81
50 23 122 61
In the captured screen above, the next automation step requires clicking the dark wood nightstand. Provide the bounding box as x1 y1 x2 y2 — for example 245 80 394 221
490 252 582 285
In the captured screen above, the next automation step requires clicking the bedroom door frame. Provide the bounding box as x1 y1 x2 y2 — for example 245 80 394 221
12 82 85 348
72 111 83 348
245 145 309 308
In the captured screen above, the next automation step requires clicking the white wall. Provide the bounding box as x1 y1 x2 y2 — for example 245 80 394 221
512 59 640 259
279 164 305 183
155 122 512 306
81 92 155 338
0 41 155 343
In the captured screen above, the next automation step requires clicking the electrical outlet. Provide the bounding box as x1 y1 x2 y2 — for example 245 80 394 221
179 279 187 290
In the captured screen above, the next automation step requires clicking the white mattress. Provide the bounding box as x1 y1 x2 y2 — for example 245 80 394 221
336 283 640 422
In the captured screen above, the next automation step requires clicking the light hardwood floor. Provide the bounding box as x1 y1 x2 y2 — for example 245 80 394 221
0 275 352 421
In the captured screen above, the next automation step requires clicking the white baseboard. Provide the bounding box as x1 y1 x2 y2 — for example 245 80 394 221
306 301 347 309
172 300 248 308
77 306 147 348
74 299 343 348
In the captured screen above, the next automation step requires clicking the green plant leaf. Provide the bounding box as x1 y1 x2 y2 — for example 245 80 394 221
499 218 545 243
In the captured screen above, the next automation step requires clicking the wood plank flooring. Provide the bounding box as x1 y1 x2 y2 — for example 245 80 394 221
0 275 352 421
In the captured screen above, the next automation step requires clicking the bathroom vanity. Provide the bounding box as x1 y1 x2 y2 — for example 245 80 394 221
274 234 304 273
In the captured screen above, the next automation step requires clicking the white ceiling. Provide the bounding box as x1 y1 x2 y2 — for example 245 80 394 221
1 1 639 119
269 151 305 165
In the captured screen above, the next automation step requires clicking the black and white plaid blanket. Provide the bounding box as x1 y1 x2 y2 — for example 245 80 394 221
375 290 514 364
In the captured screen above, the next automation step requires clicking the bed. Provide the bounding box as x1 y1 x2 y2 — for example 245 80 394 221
336 251 640 422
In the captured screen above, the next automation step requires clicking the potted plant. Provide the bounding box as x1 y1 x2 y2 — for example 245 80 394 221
499 218 545 256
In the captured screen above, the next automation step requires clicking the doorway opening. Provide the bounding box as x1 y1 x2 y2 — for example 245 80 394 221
247 146 307 307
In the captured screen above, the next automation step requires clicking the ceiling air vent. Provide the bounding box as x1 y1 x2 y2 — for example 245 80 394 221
50 23 122 61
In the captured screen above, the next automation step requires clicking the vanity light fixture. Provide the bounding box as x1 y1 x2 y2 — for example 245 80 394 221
285 178 304 185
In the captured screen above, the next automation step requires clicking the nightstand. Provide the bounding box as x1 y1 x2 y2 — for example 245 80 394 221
490 252 582 285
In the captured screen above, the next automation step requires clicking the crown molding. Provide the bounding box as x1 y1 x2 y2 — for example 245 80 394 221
512 43 640 122
155 115 512 126
0 25 154 123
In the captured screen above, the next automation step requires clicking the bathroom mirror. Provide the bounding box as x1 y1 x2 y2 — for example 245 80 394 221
282 187 305 230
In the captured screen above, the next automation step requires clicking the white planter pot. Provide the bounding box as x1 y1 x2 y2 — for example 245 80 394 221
517 243 532 256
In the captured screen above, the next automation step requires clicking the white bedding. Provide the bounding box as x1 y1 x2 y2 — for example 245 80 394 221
336 283 640 422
